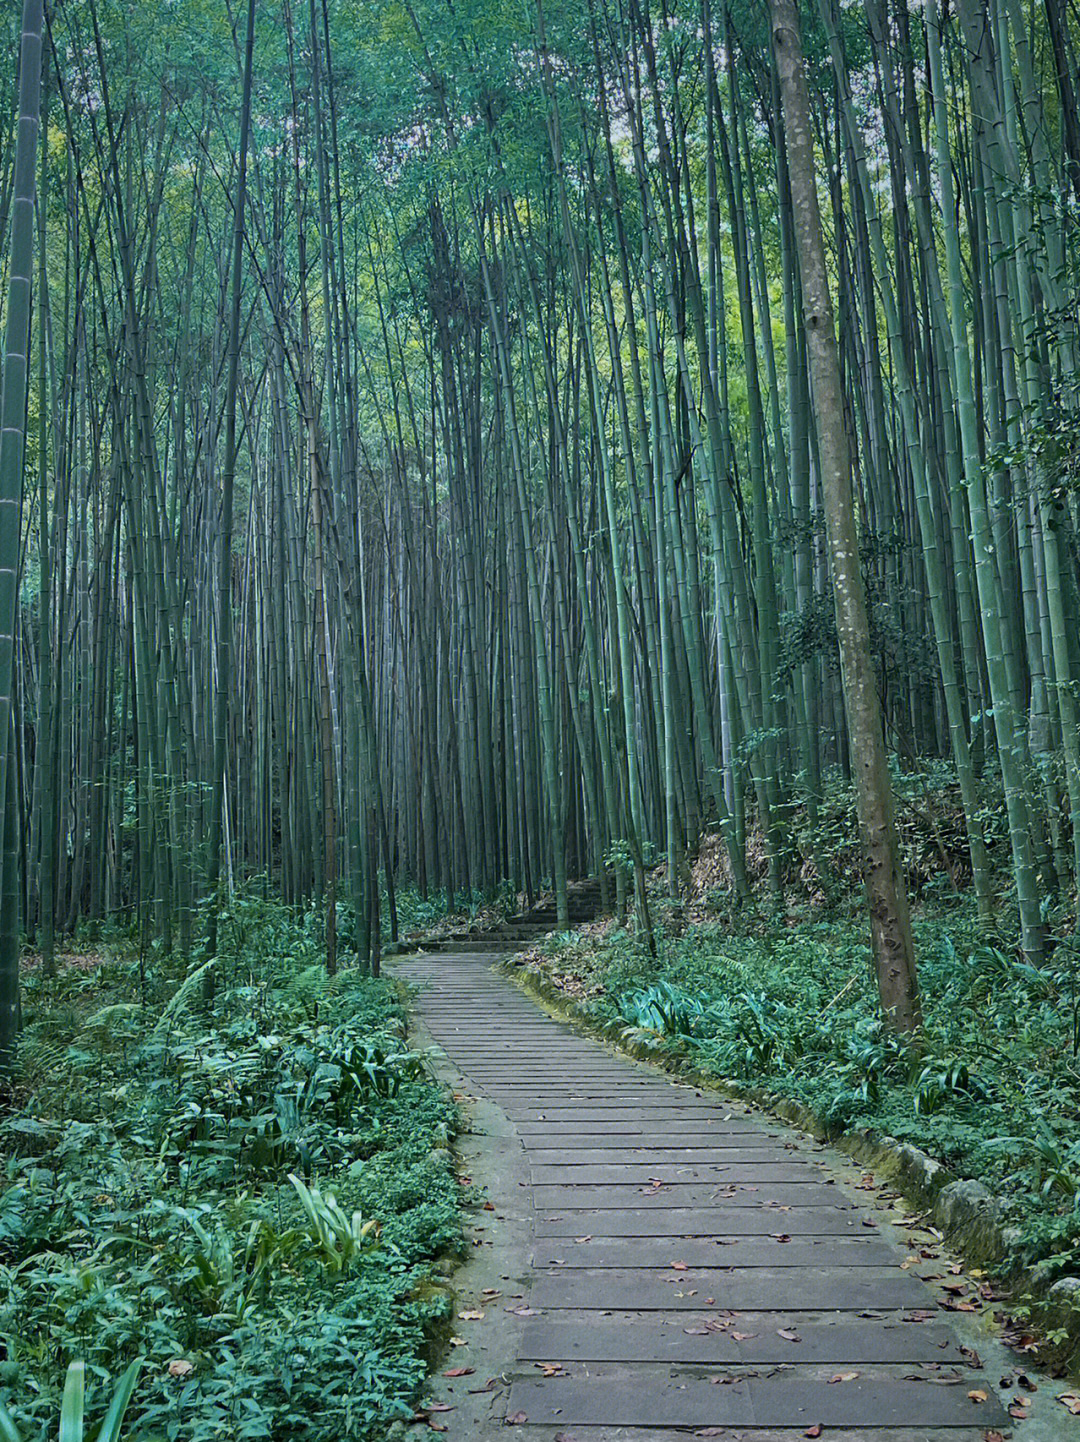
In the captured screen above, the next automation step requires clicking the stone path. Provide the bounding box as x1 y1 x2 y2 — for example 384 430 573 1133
402 953 1025 1440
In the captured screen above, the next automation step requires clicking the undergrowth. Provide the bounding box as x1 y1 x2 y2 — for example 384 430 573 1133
536 897 1080 1286
0 893 463 1441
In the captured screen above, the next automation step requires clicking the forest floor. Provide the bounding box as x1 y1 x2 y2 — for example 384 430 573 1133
399 949 1080 1439
0 897 466 1440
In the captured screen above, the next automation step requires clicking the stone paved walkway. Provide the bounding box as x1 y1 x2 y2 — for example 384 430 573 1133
402 953 1030 1440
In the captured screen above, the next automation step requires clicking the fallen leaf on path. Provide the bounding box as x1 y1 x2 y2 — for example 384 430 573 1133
574 1236 592 1243
730 1331 758 1341
777 1329 801 1342
457 1309 485 1320
983 1433 1005 1442
535 1363 566 1377
671 1260 689 1270
829 1372 859 1384
773 1234 792 1243
505 1412 528 1425
683 1326 709 1336
967 1390 988 1403
554 1433 580 1441
483 1201 496 1210
805 1425 823 1437
449 1336 468 1347
1057 1393 1080 1415
694 1429 727 1437
444 1367 474 1377
1008 1403 1030 1419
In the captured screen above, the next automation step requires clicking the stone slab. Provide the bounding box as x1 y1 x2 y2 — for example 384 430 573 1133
505 1363 1008 1428
525 1146 795 1162
524 1265 926 1310
529 1162 819 1185
533 1207 867 1237
531 1183 848 1209
530 1237 898 1268
517 1312 971 1364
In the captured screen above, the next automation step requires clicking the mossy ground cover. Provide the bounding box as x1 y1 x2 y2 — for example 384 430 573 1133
0 895 464 1440
529 886 1080 1298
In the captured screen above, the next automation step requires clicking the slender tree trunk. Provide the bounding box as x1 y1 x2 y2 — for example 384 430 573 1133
770 0 920 1031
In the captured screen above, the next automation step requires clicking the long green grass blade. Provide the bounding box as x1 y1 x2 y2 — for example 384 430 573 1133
94 1358 143 1442
0 1396 22 1442
58 1362 84 1442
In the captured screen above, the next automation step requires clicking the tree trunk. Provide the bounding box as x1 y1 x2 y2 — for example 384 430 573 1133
770 0 920 1031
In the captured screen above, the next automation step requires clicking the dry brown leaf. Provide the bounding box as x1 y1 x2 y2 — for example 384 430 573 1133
457 1309 485 1321
1057 1393 1080 1415
444 1367 474 1377
829 1372 859 1384
968 1390 988 1403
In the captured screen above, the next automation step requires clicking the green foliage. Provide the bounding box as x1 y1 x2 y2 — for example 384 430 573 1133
288 1175 380 1272
0 899 463 1441
547 895 1080 1268
0 1359 143 1442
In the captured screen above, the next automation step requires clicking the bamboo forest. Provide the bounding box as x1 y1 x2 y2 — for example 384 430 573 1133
6 0 1080 1432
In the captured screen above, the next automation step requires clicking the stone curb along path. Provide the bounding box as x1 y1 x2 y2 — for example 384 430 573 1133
396 951 1078 1442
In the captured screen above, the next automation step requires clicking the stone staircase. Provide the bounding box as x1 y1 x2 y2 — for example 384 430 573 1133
418 876 607 956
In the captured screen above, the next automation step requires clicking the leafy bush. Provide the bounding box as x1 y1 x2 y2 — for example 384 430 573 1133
0 896 463 1441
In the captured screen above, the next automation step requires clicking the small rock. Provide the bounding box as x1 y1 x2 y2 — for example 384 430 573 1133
894 1143 948 1200
935 1178 993 1228
1048 1276 1080 1306
933 1179 1005 1263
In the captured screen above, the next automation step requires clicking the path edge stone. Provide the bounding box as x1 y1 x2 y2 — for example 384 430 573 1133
502 955 1080 1373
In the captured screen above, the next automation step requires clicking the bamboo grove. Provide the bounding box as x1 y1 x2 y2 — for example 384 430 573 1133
2 0 1080 1059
